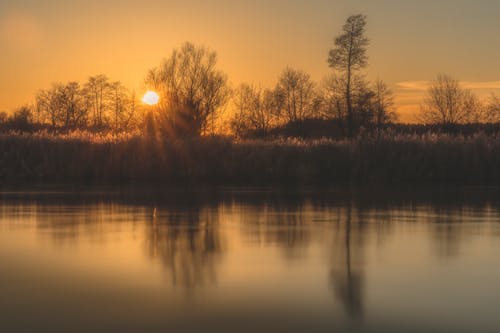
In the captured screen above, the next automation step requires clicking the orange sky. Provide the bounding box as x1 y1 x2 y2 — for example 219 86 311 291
1 0 500 122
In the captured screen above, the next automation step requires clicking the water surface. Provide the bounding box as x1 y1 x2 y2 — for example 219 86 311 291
1 187 500 333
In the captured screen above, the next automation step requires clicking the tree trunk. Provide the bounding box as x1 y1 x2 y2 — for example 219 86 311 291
346 66 353 139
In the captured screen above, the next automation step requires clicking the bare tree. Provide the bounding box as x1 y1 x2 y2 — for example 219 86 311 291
36 88 58 127
109 81 137 133
483 94 500 123
419 74 481 125
321 74 347 121
36 76 136 132
59 82 87 128
231 84 278 137
36 82 87 129
83 74 111 128
328 14 369 137
320 74 394 129
352 81 376 126
372 80 397 125
145 42 230 137
275 67 317 124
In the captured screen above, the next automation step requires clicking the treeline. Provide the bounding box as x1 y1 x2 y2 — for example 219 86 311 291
0 75 141 133
230 70 396 138
0 15 397 138
145 14 398 139
2 14 500 140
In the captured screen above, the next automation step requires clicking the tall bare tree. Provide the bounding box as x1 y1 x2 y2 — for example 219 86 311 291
146 42 230 137
419 74 481 125
275 67 318 124
328 14 369 137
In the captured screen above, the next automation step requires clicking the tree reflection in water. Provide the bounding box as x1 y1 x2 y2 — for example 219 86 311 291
1 186 496 325
329 204 366 318
237 199 312 261
145 205 225 289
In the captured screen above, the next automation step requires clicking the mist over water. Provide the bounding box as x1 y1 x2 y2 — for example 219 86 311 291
1 188 500 333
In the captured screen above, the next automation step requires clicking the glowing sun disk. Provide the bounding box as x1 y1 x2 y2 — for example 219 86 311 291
142 91 159 105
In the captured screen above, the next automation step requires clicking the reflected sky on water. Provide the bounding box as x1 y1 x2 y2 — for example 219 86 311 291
1 187 500 333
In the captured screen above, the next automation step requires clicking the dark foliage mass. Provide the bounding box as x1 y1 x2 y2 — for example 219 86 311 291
1 130 499 185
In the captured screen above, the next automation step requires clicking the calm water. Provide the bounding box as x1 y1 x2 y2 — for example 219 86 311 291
1 188 500 333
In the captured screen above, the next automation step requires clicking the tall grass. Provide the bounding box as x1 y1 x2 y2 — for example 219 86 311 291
1 130 499 185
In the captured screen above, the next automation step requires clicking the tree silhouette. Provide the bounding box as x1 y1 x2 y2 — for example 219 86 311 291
373 80 397 125
329 205 365 318
419 74 481 125
36 82 87 129
320 74 348 122
145 206 225 289
7 106 34 131
146 42 230 138
84 74 111 128
275 67 319 123
484 94 500 123
109 81 137 133
231 84 278 137
328 14 369 138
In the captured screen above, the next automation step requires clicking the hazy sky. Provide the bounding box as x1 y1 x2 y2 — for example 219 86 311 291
1 0 500 121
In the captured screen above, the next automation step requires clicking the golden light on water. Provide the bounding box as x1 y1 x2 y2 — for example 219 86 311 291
142 91 159 105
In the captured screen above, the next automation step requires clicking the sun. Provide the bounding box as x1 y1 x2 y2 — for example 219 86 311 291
142 91 160 105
